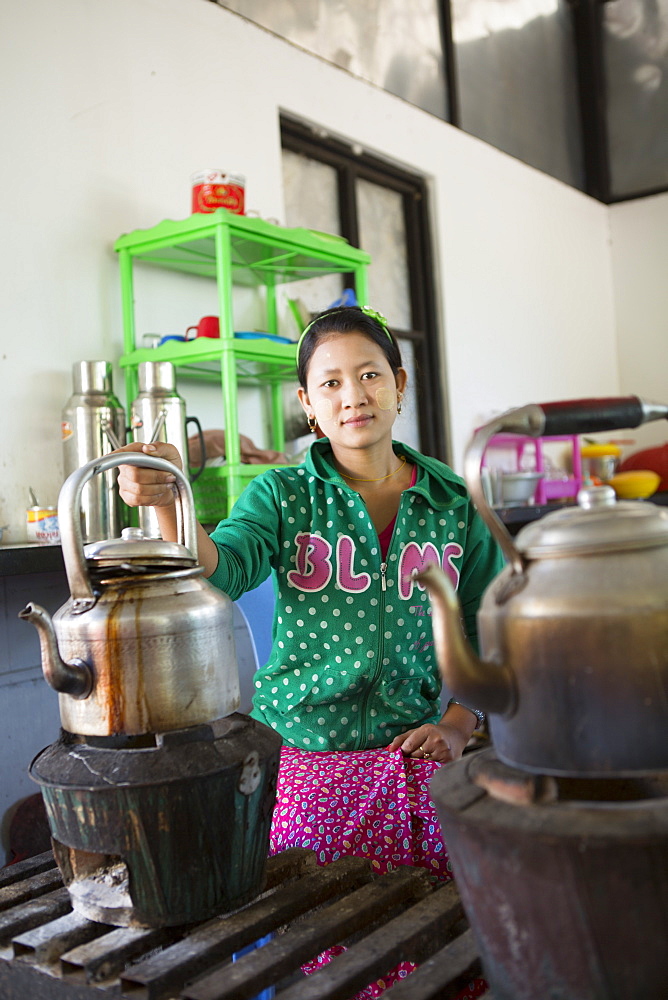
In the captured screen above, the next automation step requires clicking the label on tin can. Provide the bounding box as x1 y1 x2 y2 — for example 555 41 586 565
191 170 245 215
26 506 60 544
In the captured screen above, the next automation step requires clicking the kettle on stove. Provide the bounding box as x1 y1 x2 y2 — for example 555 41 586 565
419 396 668 777
20 452 240 736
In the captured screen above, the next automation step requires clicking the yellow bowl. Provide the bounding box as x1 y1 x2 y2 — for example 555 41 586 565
608 470 661 500
581 443 622 458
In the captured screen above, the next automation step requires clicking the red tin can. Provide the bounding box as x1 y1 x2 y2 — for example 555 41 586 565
191 170 245 215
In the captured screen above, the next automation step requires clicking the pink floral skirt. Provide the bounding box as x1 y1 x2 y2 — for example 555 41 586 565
270 746 486 999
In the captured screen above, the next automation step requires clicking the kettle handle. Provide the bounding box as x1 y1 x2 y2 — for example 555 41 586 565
59 452 198 612
466 395 668 576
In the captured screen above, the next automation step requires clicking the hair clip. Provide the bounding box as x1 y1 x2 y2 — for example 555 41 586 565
358 306 389 330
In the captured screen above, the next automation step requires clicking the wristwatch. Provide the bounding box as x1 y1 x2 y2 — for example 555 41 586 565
448 698 485 730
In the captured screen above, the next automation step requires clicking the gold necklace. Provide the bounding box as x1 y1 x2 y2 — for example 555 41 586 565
340 455 406 483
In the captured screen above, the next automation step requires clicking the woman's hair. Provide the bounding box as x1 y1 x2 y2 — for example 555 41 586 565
296 306 403 389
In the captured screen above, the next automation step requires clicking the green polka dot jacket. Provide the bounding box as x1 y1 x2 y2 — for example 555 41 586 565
208 439 504 751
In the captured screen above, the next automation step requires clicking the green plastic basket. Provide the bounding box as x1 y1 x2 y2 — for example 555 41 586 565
191 467 228 526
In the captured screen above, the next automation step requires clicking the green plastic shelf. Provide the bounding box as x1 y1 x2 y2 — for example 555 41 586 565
114 210 370 286
119 337 298 385
115 210 370 513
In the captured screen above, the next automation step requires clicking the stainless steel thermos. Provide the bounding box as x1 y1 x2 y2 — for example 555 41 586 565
61 361 127 542
130 362 204 538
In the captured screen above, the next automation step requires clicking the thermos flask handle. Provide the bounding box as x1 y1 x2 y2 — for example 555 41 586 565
59 453 198 613
465 396 668 577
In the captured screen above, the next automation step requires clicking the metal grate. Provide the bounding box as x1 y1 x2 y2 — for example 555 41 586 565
0 848 489 1000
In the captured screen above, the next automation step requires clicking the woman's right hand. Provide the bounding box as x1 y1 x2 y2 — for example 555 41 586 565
115 441 184 509
114 441 219 576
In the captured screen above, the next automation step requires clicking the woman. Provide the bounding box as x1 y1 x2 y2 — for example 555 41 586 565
117 305 503 997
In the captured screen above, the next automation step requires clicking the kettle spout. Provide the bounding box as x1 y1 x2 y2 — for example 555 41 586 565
417 564 516 717
19 603 93 699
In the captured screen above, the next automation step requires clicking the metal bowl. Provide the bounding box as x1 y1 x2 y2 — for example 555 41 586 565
582 455 619 482
500 472 543 506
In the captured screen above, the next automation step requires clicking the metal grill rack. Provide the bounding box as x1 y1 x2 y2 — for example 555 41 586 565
0 848 489 1000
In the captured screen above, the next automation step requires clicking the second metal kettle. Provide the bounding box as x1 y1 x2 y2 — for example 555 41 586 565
420 396 668 777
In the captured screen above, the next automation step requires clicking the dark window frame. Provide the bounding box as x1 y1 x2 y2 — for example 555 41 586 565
281 116 449 463
569 0 612 203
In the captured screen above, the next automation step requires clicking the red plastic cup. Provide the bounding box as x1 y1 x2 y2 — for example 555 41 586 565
186 316 220 339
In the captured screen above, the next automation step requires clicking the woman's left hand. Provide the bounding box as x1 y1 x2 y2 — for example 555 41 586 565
387 723 469 763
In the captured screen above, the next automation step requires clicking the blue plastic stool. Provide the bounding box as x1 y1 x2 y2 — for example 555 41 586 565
232 934 275 999
235 576 275 668
232 578 278 997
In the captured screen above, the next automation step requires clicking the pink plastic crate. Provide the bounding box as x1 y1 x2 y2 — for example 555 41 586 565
482 434 582 505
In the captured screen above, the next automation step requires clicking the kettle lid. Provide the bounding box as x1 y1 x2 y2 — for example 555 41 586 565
516 485 668 559
84 527 196 570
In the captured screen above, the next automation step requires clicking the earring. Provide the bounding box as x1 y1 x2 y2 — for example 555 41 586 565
397 392 403 415
307 415 317 433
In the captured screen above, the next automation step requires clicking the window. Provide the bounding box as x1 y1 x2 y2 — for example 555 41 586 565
281 118 448 462
215 0 668 202
450 0 585 190
602 0 668 199
219 0 448 117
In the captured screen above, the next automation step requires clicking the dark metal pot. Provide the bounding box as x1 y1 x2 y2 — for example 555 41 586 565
420 396 668 776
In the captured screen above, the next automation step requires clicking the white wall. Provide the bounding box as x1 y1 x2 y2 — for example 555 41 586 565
609 192 668 456
0 0 649 543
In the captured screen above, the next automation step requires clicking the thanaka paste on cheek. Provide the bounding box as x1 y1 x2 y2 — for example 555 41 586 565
375 387 396 410
315 399 333 423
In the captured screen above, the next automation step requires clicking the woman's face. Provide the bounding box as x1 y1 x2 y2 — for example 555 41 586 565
297 331 406 450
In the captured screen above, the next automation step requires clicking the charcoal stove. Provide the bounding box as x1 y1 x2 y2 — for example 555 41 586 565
432 748 668 1000
0 848 488 1000
29 715 280 928
19 454 281 929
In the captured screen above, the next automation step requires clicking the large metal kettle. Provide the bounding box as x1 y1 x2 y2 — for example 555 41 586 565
420 396 668 777
20 453 240 737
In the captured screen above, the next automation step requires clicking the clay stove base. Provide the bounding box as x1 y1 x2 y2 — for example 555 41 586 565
431 747 668 1000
